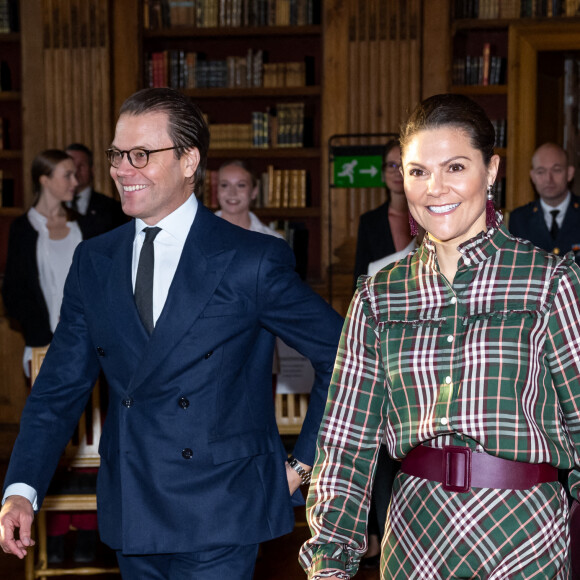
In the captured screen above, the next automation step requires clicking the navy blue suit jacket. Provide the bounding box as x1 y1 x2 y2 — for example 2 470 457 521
508 195 580 264
3 205 343 554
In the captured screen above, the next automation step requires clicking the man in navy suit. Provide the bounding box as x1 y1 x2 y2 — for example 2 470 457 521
66 142 127 235
0 88 342 579
509 142 580 264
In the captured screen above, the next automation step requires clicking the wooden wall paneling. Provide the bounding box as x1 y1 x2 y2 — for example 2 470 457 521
421 0 450 99
21 0 46 207
409 0 421 107
111 0 140 118
40 0 112 194
93 0 111 192
507 21 580 211
320 0 349 308
327 0 422 314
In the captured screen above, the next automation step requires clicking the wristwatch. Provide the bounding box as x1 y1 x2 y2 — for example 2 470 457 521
287 455 312 485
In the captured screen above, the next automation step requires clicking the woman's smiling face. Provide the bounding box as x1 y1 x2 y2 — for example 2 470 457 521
401 126 499 247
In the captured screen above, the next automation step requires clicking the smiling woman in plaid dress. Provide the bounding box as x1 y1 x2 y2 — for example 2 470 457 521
300 94 580 579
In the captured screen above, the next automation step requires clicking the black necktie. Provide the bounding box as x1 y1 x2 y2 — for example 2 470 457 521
135 227 161 334
550 209 560 240
71 194 79 213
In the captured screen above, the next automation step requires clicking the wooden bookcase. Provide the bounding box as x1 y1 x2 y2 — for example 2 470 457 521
140 2 323 282
0 30 23 217
449 16 510 209
449 3 580 212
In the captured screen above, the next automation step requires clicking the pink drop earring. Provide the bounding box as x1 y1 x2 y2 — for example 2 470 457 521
486 184 496 227
408 212 419 237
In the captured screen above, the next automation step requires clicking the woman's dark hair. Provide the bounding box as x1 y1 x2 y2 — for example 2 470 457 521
119 87 210 192
400 94 496 165
218 159 257 188
383 138 400 166
32 149 72 195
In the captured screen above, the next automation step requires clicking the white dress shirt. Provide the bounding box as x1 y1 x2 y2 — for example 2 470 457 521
71 186 92 216
3 194 198 510
133 194 197 327
539 192 570 230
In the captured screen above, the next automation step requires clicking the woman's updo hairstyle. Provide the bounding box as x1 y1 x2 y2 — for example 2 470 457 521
400 93 496 166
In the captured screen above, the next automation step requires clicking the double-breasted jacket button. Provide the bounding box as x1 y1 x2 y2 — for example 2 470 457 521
121 397 134 408
178 397 190 409
204 351 213 359
96 347 105 357
182 448 193 459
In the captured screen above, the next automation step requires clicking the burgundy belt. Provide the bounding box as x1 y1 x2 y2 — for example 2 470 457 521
400 445 558 493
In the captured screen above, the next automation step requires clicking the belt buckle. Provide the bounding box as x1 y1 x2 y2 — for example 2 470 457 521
442 446 472 493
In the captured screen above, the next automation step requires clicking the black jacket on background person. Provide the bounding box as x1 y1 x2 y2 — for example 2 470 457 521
2 212 99 346
509 194 580 265
353 201 397 289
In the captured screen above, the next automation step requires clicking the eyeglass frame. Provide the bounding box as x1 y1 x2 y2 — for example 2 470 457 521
382 161 401 172
106 146 182 169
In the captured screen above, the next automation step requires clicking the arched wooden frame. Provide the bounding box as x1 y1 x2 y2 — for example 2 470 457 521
507 21 580 211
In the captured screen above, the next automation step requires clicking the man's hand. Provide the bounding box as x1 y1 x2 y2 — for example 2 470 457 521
0 495 35 559
285 459 311 495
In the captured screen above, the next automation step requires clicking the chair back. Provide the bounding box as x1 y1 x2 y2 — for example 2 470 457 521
30 345 102 468
275 393 310 435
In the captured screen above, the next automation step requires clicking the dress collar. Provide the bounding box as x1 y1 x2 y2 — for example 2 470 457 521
418 212 511 268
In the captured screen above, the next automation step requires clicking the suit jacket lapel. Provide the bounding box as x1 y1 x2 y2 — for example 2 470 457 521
97 224 149 360
128 207 236 391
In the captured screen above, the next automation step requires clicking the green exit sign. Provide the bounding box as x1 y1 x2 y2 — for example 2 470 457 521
331 145 387 188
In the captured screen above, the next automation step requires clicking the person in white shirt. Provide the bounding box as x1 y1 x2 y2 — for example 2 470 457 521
214 159 284 239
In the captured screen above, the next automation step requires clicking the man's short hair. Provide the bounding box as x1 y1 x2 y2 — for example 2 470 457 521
66 142 94 167
119 87 210 192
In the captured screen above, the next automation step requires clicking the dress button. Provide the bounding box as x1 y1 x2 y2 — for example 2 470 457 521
178 397 190 409
450 296 457 305
122 397 133 408
445 376 452 384
447 335 453 343
204 351 213 359
182 448 193 459
96 347 105 357
440 417 449 425
463 258 471 266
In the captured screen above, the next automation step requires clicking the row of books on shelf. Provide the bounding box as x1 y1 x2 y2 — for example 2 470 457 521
452 54 505 86
144 0 317 29
0 0 18 33
252 103 305 148
454 0 580 18
491 119 507 148
146 49 308 90
203 166 308 209
208 103 306 149
0 170 14 207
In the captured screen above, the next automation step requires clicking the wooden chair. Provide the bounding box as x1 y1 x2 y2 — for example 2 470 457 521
275 393 310 435
24 345 119 579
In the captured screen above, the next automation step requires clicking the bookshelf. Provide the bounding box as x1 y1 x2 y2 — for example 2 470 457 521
140 0 323 281
450 16 509 208
0 9 22 216
450 2 580 211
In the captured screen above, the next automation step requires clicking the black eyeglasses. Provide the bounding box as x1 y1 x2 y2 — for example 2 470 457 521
383 162 401 173
106 146 181 169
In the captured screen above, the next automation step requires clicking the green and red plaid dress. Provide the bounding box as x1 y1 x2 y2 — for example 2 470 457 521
300 216 580 579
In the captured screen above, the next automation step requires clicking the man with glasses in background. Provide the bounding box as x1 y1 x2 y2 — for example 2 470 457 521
0 87 343 579
509 142 580 264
